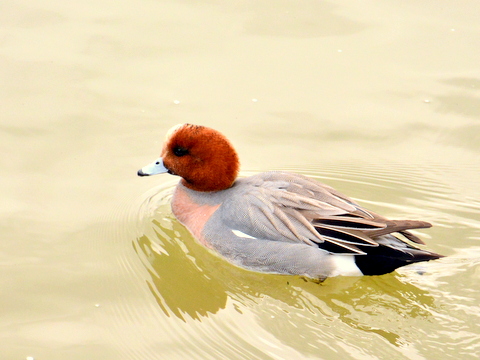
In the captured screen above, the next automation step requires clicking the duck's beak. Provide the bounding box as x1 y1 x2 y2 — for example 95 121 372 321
137 157 169 176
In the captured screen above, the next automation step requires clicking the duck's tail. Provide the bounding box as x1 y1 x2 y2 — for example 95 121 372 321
353 235 444 276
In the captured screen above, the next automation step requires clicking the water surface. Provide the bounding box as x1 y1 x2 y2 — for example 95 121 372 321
1 1 479 359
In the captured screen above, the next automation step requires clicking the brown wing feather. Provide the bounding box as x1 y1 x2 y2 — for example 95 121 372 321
230 172 431 254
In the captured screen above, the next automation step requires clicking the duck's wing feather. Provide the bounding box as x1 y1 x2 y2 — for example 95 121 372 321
221 172 431 254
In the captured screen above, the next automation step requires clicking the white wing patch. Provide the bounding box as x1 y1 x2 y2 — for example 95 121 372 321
232 230 256 239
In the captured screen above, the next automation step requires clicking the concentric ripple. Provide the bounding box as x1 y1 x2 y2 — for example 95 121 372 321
105 165 480 359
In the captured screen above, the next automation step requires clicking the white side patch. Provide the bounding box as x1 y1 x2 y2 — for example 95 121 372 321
232 230 256 239
329 255 363 277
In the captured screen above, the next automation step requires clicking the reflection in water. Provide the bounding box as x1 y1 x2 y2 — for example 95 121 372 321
133 179 445 357
136 219 229 321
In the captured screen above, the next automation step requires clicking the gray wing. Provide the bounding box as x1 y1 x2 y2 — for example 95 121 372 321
219 172 431 255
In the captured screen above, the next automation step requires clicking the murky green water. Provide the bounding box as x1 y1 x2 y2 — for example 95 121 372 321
1 1 479 359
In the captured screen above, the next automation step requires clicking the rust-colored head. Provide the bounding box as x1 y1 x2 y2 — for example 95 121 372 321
159 124 240 192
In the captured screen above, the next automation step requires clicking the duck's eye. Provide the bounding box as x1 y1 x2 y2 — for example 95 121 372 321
173 146 189 157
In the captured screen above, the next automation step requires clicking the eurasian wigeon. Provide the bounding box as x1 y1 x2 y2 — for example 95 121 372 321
138 124 442 280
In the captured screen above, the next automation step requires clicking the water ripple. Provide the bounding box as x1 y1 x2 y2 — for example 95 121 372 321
108 167 480 359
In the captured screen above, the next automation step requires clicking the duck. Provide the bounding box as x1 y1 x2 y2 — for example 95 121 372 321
138 123 443 280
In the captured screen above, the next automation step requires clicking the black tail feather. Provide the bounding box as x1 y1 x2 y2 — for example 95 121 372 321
354 244 443 276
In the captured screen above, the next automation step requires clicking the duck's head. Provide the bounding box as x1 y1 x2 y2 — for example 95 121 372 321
138 124 240 192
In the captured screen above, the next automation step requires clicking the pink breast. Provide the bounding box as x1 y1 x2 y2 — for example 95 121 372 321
171 186 220 246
